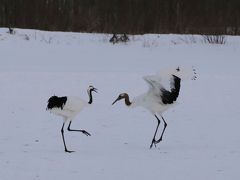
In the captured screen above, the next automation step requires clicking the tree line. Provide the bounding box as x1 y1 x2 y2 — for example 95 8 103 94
0 0 240 35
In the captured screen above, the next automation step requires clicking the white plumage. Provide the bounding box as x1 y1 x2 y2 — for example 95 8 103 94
47 85 97 153
132 75 176 113
49 96 88 120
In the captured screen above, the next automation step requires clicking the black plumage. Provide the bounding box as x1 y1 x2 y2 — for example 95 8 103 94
161 75 181 104
47 96 67 110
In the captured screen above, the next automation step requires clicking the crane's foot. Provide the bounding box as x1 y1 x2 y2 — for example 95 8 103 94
150 137 164 148
150 139 157 149
68 128 91 136
81 130 91 136
65 149 75 153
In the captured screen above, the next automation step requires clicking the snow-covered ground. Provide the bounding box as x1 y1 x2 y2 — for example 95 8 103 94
0 28 240 180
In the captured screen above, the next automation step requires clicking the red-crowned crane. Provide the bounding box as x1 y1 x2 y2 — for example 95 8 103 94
112 67 196 148
47 85 97 153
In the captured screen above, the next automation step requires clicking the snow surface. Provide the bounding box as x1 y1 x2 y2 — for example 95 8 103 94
0 28 240 180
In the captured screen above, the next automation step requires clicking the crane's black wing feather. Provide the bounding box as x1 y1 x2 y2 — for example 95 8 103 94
47 96 67 110
160 75 181 104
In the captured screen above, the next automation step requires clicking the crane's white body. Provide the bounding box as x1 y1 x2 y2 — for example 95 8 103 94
49 96 88 121
132 93 175 114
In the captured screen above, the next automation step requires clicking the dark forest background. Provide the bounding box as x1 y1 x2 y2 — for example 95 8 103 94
0 0 240 35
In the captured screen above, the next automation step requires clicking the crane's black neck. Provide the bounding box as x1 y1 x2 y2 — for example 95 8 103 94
88 89 94 104
124 94 132 106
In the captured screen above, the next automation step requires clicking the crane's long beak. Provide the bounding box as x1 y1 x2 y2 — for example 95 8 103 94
93 88 98 93
112 97 120 105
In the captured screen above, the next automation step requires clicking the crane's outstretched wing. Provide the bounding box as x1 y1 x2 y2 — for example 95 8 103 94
143 75 164 95
143 74 181 104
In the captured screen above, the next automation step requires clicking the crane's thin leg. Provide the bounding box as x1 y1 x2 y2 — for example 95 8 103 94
150 115 160 148
67 121 91 136
61 122 74 153
156 116 167 143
